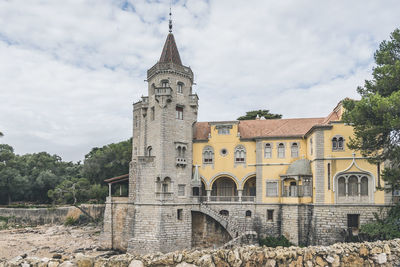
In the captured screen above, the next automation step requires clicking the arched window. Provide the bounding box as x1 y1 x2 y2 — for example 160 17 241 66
177 146 182 157
348 176 358 196
147 146 152 157
291 143 299 158
245 210 252 217
338 177 346 196
361 176 368 196
177 82 184 94
161 80 169 87
182 147 186 158
264 143 272 158
332 136 345 151
162 177 171 193
234 145 246 163
203 146 214 164
278 143 285 158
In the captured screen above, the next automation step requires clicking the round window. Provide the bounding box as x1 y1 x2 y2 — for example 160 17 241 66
220 148 228 156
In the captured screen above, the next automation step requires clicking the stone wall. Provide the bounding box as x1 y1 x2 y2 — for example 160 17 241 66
0 204 104 226
3 239 400 266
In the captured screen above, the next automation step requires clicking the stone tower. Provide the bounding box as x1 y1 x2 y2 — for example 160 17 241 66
126 26 199 253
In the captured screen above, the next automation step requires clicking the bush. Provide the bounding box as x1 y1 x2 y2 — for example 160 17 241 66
64 216 78 226
259 235 293 248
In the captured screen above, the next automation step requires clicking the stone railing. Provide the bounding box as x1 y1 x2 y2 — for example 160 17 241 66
4 239 400 266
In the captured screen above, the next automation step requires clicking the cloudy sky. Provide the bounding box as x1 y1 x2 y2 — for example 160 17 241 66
0 0 399 162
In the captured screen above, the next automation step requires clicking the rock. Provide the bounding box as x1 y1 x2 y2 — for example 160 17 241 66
53 254 62 259
128 260 144 267
59 261 77 267
374 253 387 264
296 255 303 267
305 260 313 267
359 245 369 257
197 254 215 267
315 256 326 266
370 247 383 254
21 263 30 267
265 259 276 267
176 263 198 267
325 255 334 263
383 244 391 254
48 261 60 267
75 253 93 267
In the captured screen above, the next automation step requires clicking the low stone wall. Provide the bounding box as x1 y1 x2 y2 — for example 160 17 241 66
0 204 105 226
3 239 400 266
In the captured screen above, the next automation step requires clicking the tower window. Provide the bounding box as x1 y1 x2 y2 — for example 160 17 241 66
151 107 155 121
332 136 345 151
161 80 169 87
203 146 214 164
245 210 252 217
147 146 152 157
176 106 183 120
177 209 183 220
267 210 274 221
178 184 185 196
177 82 183 94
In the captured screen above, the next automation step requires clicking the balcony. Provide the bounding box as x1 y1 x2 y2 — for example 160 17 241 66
189 94 198 106
282 185 312 197
192 196 255 203
155 192 173 201
176 157 187 166
155 87 172 96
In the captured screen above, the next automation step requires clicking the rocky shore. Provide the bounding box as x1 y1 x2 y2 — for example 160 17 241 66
2 239 400 266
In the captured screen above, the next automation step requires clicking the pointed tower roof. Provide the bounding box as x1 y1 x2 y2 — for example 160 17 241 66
159 33 182 65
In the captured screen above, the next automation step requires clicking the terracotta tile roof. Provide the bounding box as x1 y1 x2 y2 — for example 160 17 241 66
193 122 210 140
159 33 182 65
104 173 129 183
238 118 326 139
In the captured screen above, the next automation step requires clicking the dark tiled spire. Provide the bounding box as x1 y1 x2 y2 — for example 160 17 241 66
159 33 182 66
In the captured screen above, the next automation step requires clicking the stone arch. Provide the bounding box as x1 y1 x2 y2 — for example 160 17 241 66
333 172 374 203
209 172 240 189
241 172 256 189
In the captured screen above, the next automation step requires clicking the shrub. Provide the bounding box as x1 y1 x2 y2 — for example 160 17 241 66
64 216 78 226
259 235 293 248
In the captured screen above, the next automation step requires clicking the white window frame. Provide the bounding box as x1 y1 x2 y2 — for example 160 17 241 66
266 181 278 197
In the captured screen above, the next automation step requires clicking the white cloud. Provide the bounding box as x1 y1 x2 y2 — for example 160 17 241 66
0 0 399 161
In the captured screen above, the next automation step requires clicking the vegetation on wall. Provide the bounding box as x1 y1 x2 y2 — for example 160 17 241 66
237 110 282 120
343 28 400 193
0 139 131 205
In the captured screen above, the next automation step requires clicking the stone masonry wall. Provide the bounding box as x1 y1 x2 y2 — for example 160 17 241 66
0 204 104 226
4 239 400 266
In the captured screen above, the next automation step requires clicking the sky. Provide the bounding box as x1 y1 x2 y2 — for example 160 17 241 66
0 0 399 162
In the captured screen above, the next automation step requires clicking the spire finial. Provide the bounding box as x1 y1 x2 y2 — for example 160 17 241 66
169 1 172 33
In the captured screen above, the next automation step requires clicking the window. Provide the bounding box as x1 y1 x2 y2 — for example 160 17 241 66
266 181 278 197
203 146 214 164
361 176 368 196
218 127 230 135
347 214 359 229
332 136 345 151
264 143 272 158
348 176 358 196
176 106 183 120
278 143 285 158
327 163 331 190
267 210 274 221
161 80 169 87
134 147 137 155
234 145 246 163
147 146 152 157
135 115 138 127
310 138 313 155
177 209 183 220
177 82 183 94
338 177 346 196
245 210 252 217
291 143 299 158
162 177 171 193
178 184 185 196
151 107 155 121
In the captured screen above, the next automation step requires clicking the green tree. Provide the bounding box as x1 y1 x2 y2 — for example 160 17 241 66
237 110 282 120
0 132 3 137
82 138 132 184
343 28 400 192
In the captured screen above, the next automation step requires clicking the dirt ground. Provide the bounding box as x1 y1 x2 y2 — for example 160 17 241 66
0 224 106 261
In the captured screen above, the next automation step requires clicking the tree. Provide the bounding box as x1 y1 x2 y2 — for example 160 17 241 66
343 28 400 192
82 138 132 184
0 132 3 137
237 110 282 120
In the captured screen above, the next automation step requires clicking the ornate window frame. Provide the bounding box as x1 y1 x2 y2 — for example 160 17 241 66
332 135 345 151
264 143 273 158
202 146 214 165
290 142 299 158
234 145 246 165
277 143 285 158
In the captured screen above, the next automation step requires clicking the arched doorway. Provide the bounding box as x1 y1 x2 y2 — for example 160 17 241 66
243 176 256 201
211 177 238 202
